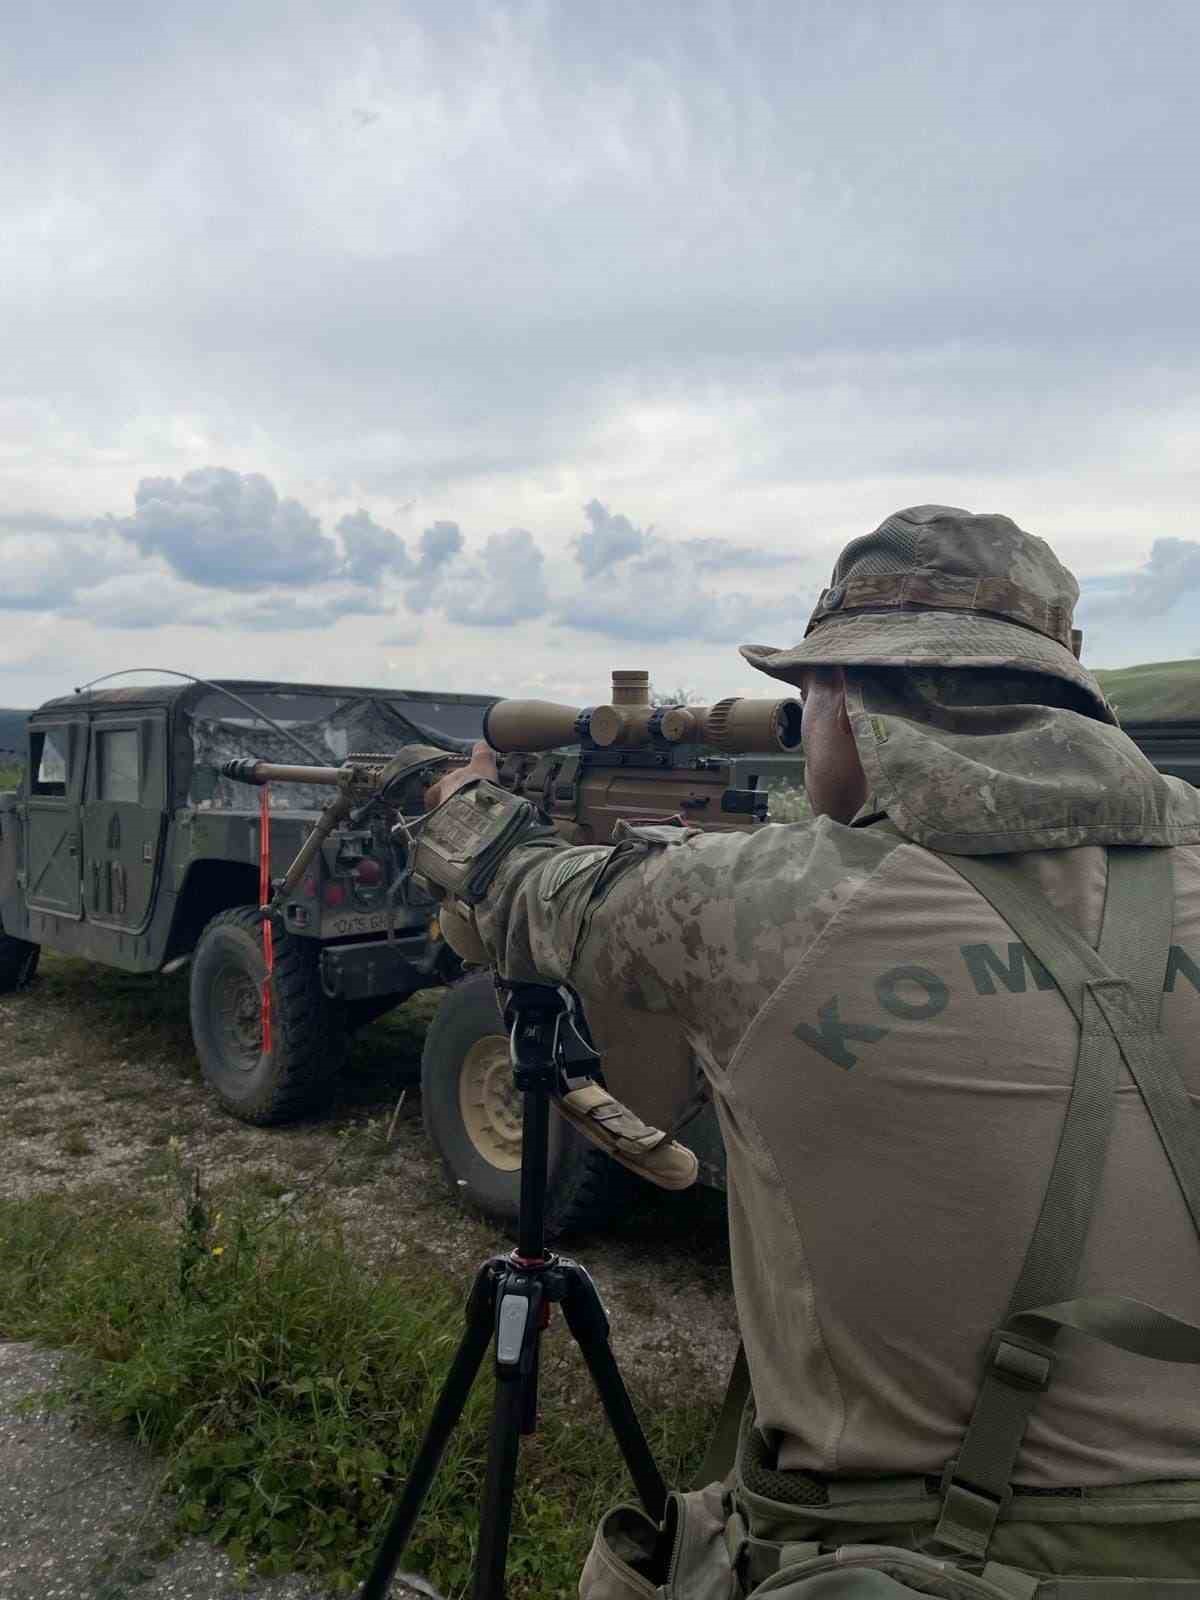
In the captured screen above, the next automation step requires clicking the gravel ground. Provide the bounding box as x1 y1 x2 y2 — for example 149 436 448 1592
0 959 738 1597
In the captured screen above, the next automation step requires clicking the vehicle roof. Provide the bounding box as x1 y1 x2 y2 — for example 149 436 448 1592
33 677 499 718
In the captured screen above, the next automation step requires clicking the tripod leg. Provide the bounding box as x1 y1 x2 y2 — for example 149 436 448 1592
357 1265 499 1600
472 1367 529 1600
561 1265 668 1523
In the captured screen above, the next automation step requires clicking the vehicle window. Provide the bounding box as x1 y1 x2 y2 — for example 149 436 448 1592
29 729 69 797
97 729 140 803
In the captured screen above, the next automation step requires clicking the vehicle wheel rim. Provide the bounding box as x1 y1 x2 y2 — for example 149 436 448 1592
214 969 264 1071
459 1035 524 1171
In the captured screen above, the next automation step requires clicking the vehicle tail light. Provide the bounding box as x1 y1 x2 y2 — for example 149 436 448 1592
323 882 347 907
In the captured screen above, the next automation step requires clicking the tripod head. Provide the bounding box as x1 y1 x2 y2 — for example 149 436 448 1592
499 981 601 1093
492 981 602 1266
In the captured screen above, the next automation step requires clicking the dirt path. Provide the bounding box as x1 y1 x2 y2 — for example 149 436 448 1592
0 956 738 1595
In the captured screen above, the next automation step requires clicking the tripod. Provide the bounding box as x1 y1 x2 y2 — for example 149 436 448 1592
358 982 667 1600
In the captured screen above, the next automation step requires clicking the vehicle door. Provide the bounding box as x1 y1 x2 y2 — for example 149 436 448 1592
81 713 168 935
24 720 85 918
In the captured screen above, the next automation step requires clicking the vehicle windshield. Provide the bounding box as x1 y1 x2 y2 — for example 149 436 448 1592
187 689 490 810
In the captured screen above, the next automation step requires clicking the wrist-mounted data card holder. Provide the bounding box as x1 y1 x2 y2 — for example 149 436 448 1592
412 781 540 904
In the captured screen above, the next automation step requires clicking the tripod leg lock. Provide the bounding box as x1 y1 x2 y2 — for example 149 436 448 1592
497 1291 533 1367
495 1279 546 1375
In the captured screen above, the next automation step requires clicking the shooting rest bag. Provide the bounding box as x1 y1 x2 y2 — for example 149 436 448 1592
556 1080 700 1189
579 845 1200 1598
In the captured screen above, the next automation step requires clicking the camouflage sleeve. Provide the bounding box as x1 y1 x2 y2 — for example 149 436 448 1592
470 817 897 1070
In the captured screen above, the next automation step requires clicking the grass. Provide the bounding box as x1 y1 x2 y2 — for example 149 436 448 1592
0 1175 713 1597
22 951 439 1107
1093 658 1200 723
766 780 811 823
0 759 21 790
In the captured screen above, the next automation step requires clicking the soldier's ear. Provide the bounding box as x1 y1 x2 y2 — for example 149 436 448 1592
834 667 853 732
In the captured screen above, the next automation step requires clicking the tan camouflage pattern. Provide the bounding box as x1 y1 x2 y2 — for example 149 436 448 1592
472 814 1200 1492
846 666 1200 854
807 569 1075 651
740 503 1114 721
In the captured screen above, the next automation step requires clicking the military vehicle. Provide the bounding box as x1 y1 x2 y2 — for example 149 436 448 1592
0 676 494 1125
196 669 805 1234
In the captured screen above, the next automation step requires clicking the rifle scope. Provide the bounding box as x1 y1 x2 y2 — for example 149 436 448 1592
483 686 803 755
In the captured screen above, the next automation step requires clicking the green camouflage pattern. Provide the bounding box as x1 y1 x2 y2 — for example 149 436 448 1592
740 504 1114 721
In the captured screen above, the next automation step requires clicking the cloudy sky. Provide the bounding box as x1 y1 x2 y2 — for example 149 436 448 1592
3 0 1198 711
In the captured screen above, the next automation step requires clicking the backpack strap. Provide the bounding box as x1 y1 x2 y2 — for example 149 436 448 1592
930 846 1200 1558
694 1341 751 1487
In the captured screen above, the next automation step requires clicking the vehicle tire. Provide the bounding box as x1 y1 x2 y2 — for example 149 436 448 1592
190 907 346 1124
0 931 39 993
421 971 638 1239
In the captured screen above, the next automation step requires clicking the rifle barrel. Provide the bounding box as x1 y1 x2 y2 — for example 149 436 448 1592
219 758 344 786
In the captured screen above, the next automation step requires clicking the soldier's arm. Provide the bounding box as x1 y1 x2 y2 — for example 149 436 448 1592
418 782 876 1067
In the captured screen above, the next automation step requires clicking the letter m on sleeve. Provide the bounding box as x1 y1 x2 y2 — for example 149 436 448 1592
960 941 1056 997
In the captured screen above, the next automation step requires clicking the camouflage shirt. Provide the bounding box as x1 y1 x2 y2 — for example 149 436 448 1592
447 690 1200 1486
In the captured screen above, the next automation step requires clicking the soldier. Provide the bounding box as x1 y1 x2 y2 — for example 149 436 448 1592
420 506 1200 1596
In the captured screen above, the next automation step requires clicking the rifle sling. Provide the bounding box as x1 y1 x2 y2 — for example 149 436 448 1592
931 845 1200 1559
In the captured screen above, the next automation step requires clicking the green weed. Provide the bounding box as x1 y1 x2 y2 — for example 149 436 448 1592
766 781 811 823
0 1172 712 1597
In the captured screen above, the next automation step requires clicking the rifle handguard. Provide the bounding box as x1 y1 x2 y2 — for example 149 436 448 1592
556 1081 698 1191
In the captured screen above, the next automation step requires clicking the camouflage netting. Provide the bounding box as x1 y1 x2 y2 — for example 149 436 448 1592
188 696 460 811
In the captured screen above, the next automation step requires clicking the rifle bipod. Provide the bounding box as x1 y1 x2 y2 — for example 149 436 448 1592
358 982 667 1600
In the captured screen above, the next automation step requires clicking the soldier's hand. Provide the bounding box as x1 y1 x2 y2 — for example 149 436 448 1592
424 740 498 809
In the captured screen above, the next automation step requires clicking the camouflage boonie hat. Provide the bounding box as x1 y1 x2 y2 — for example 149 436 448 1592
741 504 1115 724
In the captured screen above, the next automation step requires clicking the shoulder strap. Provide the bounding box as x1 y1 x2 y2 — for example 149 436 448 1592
930 846 1200 1559
694 1341 751 1487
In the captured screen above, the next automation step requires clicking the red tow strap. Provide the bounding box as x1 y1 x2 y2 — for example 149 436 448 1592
259 784 274 1055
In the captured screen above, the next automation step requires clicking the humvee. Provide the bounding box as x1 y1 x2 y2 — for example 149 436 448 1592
0 677 495 1124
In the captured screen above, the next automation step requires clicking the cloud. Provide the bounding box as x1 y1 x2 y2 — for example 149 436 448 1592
557 501 801 643
10 477 803 649
431 528 549 627
336 508 411 584
404 520 465 611
1111 538 1200 618
559 576 800 646
66 572 389 633
574 501 647 576
118 468 341 590
0 510 97 536
66 573 201 630
682 537 790 571
0 528 141 612
108 471 470 610
235 591 390 631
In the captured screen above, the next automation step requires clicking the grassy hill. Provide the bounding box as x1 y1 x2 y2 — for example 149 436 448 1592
0 709 28 757
1092 659 1200 722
